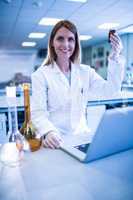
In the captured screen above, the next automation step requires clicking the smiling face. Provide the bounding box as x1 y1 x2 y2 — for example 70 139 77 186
52 27 76 62
45 20 80 65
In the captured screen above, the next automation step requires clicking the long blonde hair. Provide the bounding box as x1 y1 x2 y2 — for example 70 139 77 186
44 20 81 66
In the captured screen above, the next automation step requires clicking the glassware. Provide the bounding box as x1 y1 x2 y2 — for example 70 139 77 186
0 86 24 167
20 83 41 152
0 142 20 167
127 71 133 86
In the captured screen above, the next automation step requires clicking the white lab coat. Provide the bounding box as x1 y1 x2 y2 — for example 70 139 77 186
31 57 124 137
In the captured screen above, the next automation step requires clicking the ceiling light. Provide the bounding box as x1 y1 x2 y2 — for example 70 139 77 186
22 42 36 47
28 32 46 38
120 25 133 33
67 0 87 2
39 18 62 26
79 35 92 40
98 23 120 30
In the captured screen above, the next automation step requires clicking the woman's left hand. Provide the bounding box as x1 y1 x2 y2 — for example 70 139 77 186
110 32 123 58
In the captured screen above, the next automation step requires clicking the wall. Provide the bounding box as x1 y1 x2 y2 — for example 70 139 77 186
122 34 133 69
81 46 92 66
0 50 37 82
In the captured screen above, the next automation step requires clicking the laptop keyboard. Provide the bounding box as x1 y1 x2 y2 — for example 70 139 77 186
74 143 90 153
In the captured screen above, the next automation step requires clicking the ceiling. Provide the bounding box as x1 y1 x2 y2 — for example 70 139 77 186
0 0 133 51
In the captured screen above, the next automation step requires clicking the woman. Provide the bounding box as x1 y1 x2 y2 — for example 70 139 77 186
31 20 124 149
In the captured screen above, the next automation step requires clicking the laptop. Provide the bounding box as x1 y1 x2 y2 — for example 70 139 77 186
60 106 133 163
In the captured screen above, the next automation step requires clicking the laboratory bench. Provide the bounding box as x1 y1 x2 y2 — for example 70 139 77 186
122 84 133 91
0 147 133 200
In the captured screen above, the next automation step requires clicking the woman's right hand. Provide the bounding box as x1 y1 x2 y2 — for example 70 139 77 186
43 131 63 149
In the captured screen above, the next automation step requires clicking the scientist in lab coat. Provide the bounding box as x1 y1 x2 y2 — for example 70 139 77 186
31 20 124 149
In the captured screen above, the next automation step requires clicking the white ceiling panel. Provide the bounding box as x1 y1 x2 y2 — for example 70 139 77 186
21 0 55 9
0 0 22 8
50 0 83 10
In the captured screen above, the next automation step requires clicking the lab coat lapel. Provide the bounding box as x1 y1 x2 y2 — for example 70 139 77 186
70 63 84 133
52 62 70 89
51 62 70 107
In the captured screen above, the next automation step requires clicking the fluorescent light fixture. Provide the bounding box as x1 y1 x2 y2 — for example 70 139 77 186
79 35 92 40
39 17 62 26
28 32 46 38
120 25 133 33
98 23 120 30
22 42 36 47
67 0 87 2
